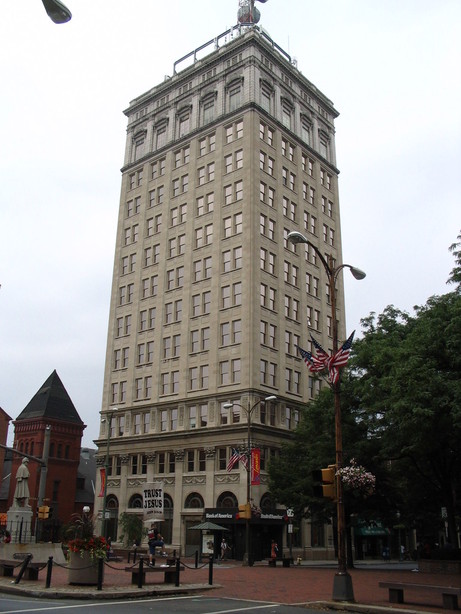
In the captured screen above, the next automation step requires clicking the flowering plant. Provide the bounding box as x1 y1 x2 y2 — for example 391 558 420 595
66 536 108 561
336 459 376 497
62 511 107 561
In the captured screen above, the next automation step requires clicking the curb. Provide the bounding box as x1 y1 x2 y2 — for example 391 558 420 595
0 581 217 600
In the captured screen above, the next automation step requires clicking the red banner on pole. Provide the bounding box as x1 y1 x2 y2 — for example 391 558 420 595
251 448 260 485
98 468 106 497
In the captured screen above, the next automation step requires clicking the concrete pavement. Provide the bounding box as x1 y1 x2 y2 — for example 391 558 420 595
0 557 459 613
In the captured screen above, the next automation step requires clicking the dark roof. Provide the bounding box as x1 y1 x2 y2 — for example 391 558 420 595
15 370 83 425
0 407 12 421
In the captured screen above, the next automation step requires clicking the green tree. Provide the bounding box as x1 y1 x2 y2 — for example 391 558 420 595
448 230 461 290
354 292 461 545
118 513 146 547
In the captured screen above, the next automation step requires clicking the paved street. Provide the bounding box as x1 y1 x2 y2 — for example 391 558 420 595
0 594 329 614
0 558 459 613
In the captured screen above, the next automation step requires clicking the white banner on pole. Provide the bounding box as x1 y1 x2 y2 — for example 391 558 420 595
143 482 164 521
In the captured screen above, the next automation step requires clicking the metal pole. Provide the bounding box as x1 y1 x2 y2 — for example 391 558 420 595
36 425 51 543
328 254 354 602
244 402 251 566
208 553 213 585
101 412 113 539
97 556 104 591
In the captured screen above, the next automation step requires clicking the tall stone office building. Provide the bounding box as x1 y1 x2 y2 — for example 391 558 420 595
95 10 345 560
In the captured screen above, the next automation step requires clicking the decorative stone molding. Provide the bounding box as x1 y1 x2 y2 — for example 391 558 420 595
183 475 206 485
127 478 147 487
215 474 240 484
175 450 185 461
120 455 130 465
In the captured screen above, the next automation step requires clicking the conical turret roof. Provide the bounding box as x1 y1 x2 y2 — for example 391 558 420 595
15 370 83 425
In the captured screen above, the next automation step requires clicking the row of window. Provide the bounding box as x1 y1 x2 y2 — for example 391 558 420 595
115 319 308 372
118 275 330 339
124 179 334 251
15 440 70 459
259 120 332 179
115 280 242 338
106 444 281 477
107 399 298 440
130 118 242 178
111 357 305 402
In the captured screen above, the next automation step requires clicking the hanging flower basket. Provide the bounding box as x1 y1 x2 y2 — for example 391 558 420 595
336 459 376 497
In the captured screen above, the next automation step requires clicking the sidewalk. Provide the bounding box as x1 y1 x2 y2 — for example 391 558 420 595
0 557 460 613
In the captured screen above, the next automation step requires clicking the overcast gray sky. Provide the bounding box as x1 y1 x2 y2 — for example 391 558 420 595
1 1 460 448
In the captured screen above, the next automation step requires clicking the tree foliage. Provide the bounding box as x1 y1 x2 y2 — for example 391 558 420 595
118 513 146 547
268 231 461 545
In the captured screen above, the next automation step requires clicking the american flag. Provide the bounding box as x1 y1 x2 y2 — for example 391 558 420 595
296 345 326 373
227 448 248 472
297 331 355 384
327 331 355 384
310 335 330 367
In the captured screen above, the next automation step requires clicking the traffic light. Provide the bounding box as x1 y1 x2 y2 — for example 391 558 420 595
312 465 336 500
37 505 50 519
238 503 251 519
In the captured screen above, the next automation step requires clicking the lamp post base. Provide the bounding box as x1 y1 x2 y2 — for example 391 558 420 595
332 572 355 602
242 552 254 566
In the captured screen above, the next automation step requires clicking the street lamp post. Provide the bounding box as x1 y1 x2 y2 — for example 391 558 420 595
287 231 365 602
100 408 116 539
223 394 277 566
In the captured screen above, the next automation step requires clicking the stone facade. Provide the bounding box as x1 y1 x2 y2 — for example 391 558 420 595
95 25 345 558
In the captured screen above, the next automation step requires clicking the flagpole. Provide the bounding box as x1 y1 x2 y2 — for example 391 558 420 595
287 231 365 602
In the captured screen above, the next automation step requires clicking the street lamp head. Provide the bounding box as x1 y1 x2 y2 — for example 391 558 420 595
41 0 72 23
349 266 366 281
223 402 233 409
264 395 277 402
287 230 309 245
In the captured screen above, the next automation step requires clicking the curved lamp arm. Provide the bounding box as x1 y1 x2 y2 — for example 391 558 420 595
287 230 366 282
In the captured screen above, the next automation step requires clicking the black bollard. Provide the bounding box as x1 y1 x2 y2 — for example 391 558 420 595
45 556 53 588
138 557 144 589
97 557 104 591
175 557 180 587
195 550 199 568
208 554 213 586
15 553 32 584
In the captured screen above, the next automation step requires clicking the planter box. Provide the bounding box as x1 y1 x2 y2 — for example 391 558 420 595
419 559 461 574
68 551 103 585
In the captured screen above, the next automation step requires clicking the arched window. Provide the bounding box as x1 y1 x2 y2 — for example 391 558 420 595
106 495 119 510
162 494 174 543
260 493 275 511
128 494 143 508
184 492 204 508
217 491 238 508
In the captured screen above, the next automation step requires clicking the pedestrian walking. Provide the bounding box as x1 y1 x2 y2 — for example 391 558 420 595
220 538 227 561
